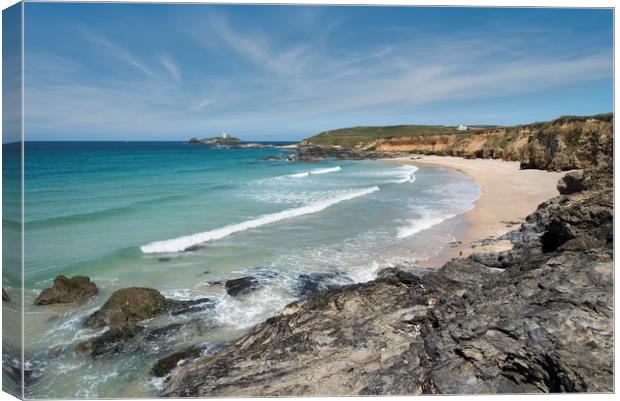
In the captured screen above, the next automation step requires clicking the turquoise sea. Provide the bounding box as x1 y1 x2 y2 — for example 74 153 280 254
5 141 480 398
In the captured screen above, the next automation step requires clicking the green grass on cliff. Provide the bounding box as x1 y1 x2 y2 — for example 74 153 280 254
304 125 461 148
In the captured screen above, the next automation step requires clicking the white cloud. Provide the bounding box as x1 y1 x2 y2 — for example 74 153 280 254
91 34 158 78
190 98 214 111
159 54 181 81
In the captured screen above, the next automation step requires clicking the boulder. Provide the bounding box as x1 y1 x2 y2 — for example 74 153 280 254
83 287 168 330
224 277 260 297
152 346 203 377
76 287 207 357
557 170 589 194
34 276 98 305
2 287 9 302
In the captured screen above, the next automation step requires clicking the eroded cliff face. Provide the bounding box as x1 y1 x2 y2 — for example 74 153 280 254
163 168 613 396
306 114 613 171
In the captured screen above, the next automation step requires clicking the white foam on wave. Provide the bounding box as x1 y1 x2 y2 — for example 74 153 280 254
289 171 310 178
287 166 341 178
346 164 418 184
141 185 380 253
397 215 455 238
390 165 418 184
213 280 297 330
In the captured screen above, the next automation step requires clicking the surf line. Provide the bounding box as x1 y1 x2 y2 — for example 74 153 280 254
141 185 380 254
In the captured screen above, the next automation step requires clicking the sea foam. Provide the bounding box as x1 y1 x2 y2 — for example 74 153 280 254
287 166 341 178
141 185 380 253
397 214 456 238
390 165 418 184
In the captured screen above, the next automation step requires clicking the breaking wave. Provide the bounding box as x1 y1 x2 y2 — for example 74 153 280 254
141 185 380 253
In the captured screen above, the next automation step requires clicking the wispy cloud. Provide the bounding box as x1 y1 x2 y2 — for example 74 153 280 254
190 98 214 111
90 34 158 78
203 15 315 76
159 54 181 80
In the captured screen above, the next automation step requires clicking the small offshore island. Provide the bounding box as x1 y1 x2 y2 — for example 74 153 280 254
188 133 274 148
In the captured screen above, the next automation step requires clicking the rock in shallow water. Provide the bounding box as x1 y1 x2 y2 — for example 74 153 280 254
152 346 204 377
224 277 260 297
34 276 98 305
76 287 213 357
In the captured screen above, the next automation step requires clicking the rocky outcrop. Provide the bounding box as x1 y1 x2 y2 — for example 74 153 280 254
224 277 260 297
76 288 212 357
152 346 204 377
164 168 613 396
303 114 613 171
34 276 98 305
294 145 409 162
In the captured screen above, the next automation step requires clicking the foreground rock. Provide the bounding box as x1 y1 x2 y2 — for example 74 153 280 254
34 276 98 305
76 288 212 357
2 287 9 302
164 168 613 396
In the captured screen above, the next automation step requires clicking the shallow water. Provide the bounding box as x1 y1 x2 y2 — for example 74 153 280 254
8 142 479 398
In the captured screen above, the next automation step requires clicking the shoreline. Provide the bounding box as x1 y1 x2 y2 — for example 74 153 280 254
384 155 568 267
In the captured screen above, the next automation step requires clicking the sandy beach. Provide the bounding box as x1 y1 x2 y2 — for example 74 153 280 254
386 155 568 267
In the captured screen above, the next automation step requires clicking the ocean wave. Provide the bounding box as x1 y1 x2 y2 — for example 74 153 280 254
345 164 418 184
141 185 380 253
389 165 418 184
397 214 456 238
287 166 341 178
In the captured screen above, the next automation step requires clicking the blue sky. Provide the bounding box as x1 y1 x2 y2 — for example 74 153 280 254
23 3 613 141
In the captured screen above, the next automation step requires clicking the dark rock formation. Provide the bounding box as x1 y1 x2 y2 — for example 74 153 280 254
34 276 98 305
152 346 204 377
84 288 168 330
296 272 346 299
294 145 408 162
164 168 613 396
224 277 260 297
2 287 9 302
76 288 212 357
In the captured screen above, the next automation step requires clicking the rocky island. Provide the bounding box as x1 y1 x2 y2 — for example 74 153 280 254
188 134 244 146
188 134 274 149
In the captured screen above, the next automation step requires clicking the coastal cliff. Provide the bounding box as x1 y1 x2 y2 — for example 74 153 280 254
163 167 613 396
302 114 613 171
